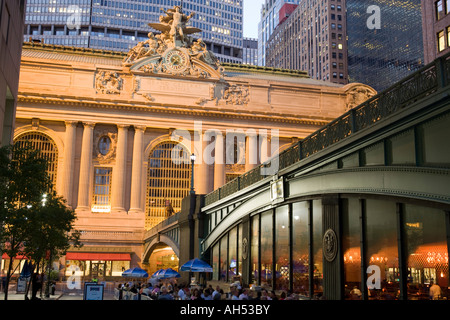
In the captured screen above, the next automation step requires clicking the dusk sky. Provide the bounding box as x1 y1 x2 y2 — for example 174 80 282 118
243 0 264 38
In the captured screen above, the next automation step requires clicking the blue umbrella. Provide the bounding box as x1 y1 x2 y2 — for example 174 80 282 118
151 269 165 279
159 268 181 279
122 267 149 278
180 258 213 273
20 260 31 278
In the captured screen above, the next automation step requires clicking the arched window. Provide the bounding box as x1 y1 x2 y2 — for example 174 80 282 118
13 131 59 190
145 141 190 230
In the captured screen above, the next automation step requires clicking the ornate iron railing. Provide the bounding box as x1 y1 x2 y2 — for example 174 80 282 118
204 53 449 206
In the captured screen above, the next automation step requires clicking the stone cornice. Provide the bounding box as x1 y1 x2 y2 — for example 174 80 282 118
22 41 126 59
17 94 332 126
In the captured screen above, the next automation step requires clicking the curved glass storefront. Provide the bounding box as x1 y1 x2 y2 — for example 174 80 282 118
207 195 449 300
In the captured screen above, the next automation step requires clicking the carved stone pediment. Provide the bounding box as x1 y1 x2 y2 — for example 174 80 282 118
130 47 222 80
95 71 122 95
344 83 377 110
123 5 224 80
93 129 117 164
222 84 250 106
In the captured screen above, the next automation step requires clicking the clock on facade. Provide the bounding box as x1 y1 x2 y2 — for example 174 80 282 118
163 48 190 75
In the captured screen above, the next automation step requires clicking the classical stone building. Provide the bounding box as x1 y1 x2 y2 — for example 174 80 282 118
0 0 27 146
13 6 375 280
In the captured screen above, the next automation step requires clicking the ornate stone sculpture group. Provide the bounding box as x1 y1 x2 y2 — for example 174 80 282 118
122 5 223 79
94 5 255 107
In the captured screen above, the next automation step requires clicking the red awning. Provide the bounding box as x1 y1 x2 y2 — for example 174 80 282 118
2 254 28 260
65 252 131 261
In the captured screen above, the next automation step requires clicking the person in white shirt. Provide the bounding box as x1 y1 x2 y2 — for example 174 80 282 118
429 282 442 300
239 288 249 300
178 286 186 300
212 285 221 300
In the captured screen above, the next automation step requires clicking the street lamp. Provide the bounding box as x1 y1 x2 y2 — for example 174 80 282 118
190 153 196 194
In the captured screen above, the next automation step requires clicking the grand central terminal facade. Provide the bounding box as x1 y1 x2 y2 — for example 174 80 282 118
6 6 379 283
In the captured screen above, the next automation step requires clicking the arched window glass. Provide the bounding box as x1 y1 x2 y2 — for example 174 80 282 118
13 131 58 191
145 141 190 230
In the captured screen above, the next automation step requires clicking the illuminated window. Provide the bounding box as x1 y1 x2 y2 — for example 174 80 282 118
14 131 58 190
447 27 450 47
438 30 446 52
92 167 112 213
146 141 190 229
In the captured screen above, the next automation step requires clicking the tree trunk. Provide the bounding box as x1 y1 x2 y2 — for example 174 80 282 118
31 263 41 300
4 256 13 300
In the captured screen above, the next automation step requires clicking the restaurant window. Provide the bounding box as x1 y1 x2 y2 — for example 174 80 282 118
111 261 130 277
220 235 228 282
250 214 259 285
260 210 273 287
292 201 310 297
404 205 448 300
275 205 290 291
312 200 323 298
342 198 362 300
212 242 219 280
365 199 399 300
228 227 238 282
92 167 112 213
438 30 446 52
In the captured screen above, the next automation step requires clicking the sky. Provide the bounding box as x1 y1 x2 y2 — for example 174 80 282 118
243 0 265 39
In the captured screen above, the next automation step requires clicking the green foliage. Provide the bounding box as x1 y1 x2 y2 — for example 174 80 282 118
0 143 82 299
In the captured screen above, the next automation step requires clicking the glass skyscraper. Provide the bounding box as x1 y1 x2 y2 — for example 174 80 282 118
346 0 424 92
24 0 243 63
257 0 300 66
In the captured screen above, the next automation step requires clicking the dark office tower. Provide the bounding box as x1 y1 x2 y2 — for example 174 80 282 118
24 0 243 63
0 0 27 146
266 0 349 85
243 37 258 65
346 0 424 92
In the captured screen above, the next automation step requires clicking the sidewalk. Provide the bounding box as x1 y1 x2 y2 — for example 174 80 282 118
0 291 63 300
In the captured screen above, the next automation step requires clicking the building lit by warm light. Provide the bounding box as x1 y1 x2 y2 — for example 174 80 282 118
8 4 375 280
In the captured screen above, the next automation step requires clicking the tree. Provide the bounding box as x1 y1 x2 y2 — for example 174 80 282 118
24 192 82 299
0 143 81 300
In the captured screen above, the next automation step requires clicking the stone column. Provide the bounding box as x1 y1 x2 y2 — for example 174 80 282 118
214 132 225 190
245 131 258 172
194 132 211 195
129 125 145 212
260 131 269 164
76 122 95 211
111 124 129 212
61 121 77 207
